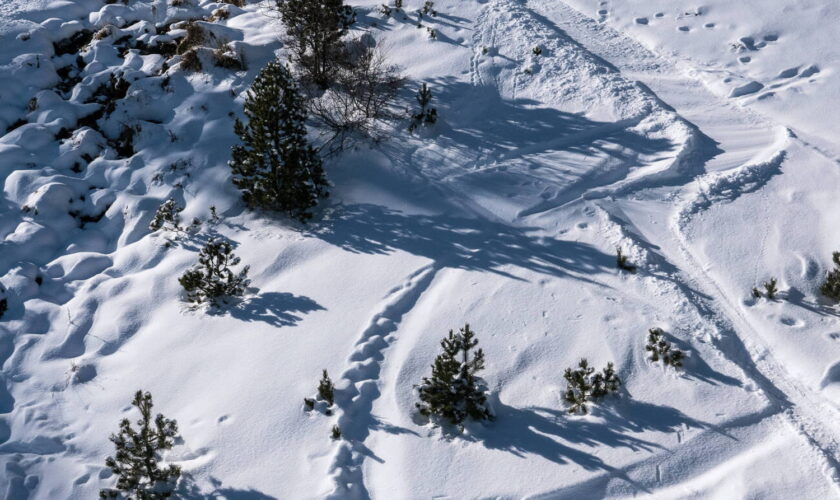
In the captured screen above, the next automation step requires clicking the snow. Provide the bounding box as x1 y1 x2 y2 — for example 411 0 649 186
0 0 839 498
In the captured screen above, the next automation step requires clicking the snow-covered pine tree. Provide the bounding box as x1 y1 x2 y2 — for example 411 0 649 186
230 60 328 222
318 369 335 406
99 391 181 499
416 324 492 427
408 83 437 132
564 359 621 414
178 239 250 305
616 247 637 273
822 252 840 301
149 199 182 232
763 277 778 299
645 328 685 368
275 0 355 88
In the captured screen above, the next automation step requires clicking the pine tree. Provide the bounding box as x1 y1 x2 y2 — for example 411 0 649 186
409 83 437 132
318 369 335 406
563 359 621 414
763 277 778 299
149 199 182 232
645 328 684 368
275 0 355 88
100 391 181 499
179 239 250 305
416 324 492 427
230 60 328 222
616 247 637 273
822 252 840 302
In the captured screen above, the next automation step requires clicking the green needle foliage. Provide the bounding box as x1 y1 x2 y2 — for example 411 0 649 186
179 239 250 305
230 60 328 222
563 359 621 415
100 391 181 499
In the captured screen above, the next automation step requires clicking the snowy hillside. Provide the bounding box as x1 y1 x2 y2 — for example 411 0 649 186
1 0 839 498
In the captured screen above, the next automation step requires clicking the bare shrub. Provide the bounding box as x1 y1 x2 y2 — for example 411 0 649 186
176 22 206 55
307 38 404 154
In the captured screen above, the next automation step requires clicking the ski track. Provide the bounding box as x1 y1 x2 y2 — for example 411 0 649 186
325 264 439 499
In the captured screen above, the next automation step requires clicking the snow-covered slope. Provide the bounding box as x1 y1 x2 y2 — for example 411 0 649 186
1 0 839 498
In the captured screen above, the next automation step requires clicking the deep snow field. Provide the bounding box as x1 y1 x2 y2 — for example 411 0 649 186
1 0 839 498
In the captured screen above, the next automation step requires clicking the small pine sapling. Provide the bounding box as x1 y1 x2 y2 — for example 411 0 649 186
645 328 684 368
178 239 250 305
303 398 315 410
331 425 341 440
763 277 778 299
751 286 762 299
409 83 437 132
394 0 403 8
821 252 840 302
563 358 621 414
616 247 637 273
318 369 335 406
99 391 181 499
421 1 436 16
427 27 437 39
416 324 492 427
532 45 542 56
380 4 391 16
149 199 183 232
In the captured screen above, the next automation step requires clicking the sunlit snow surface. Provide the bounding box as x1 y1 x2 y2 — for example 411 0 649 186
0 0 839 498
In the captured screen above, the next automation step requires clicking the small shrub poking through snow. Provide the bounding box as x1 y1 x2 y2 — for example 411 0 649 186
408 83 437 133
179 48 203 72
763 277 778 299
149 199 183 232
416 324 492 428
331 425 342 440
645 328 684 368
616 247 637 273
179 239 250 305
100 391 181 499
563 359 621 415
230 59 328 222
0 284 7 320
318 369 335 406
821 252 840 302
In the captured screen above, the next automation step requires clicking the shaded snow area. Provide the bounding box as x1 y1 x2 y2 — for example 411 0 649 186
0 0 839 498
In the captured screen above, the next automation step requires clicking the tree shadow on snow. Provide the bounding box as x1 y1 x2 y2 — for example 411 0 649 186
310 204 613 283
178 475 277 499
224 291 325 328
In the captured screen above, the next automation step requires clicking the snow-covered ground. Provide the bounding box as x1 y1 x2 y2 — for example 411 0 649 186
1 0 839 498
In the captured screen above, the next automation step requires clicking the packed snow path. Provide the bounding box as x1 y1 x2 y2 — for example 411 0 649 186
0 0 838 498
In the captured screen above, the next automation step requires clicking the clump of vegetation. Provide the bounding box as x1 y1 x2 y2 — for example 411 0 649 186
213 45 245 70
645 328 684 368
179 48 203 72
764 277 778 299
408 83 437 132
416 324 492 428
276 0 355 88
532 45 543 56
822 252 840 302
149 199 183 232
99 391 181 499
331 425 342 440
229 59 328 222
616 247 637 273
308 38 404 153
563 359 621 414
179 239 250 305
176 22 206 55
318 369 336 406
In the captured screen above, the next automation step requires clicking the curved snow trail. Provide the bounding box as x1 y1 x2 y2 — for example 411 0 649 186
523 0 840 491
325 264 439 499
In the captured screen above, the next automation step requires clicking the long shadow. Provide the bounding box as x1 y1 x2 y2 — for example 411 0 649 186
178 476 277 499
310 203 613 282
226 292 325 328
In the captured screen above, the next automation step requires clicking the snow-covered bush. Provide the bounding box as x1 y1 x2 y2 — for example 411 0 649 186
563 359 621 415
229 60 328 222
763 277 778 299
821 252 840 302
100 391 181 499
276 0 355 88
616 247 637 273
408 83 437 133
179 239 250 305
645 328 684 368
416 324 492 427
318 369 335 406
149 199 182 232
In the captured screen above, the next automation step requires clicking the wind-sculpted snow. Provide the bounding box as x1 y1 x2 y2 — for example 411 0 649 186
1 0 839 498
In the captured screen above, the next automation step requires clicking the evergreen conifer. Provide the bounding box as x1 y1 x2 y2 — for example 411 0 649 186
318 369 335 406
409 83 437 132
230 60 328 222
822 252 840 302
645 328 684 368
416 324 492 427
99 391 181 499
178 239 250 305
563 359 621 414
